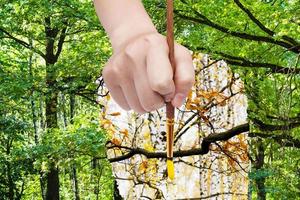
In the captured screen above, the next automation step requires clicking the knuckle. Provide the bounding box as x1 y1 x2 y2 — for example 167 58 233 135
102 65 119 78
143 99 164 112
151 79 173 93
177 45 193 59
102 65 123 86
145 34 165 47
181 45 191 55
178 76 195 87
101 66 111 79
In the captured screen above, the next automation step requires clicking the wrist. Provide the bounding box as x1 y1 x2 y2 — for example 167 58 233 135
109 22 158 53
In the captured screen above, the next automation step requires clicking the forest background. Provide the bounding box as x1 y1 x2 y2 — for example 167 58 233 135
0 0 299 199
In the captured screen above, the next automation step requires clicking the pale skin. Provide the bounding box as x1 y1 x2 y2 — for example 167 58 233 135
94 0 195 114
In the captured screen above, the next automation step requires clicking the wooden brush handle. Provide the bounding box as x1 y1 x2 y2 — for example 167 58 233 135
166 0 175 159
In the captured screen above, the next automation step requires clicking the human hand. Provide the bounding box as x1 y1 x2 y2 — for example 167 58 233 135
102 32 195 114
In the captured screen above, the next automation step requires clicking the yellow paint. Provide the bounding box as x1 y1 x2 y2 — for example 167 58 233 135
167 159 175 180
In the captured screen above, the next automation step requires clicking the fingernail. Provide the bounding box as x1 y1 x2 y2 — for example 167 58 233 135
172 93 186 108
165 96 172 102
164 93 174 102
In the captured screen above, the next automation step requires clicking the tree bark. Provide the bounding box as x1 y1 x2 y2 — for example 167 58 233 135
45 66 59 200
61 93 68 129
5 139 14 200
114 180 123 200
44 15 61 200
28 46 39 144
46 64 59 200
71 165 80 200
39 96 45 131
254 139 266 200
70 94 75 124
69 95 80 200
7 162 14 200
45 163 60 200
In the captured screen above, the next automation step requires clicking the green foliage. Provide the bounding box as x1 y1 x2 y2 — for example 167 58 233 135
0 0 114 199
1 0 299 199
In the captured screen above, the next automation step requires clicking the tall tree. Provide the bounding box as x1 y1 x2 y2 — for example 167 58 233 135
1 0 110 199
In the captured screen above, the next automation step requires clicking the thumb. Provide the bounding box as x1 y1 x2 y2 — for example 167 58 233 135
146 45 175 101
171 45 195 108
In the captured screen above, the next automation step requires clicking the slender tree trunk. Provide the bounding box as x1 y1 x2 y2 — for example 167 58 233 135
39 96 46 200
71 165 80 200
38 81 46 200
254 139 266 200
91 158 99 198
40 172 46 200
31 98 39 143
40 97 45 131
69 94 80 200
61 93 68 128
6 139 14 200
28 42 47 199
114 180 123 200
28 46 39 144
7 162 14 200
70 94 75 124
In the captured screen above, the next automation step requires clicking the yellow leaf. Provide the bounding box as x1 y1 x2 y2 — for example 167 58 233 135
119 129 129 137
192 98 201 104
143 143 155 152
106 94 111 101
108 112 121 116
139 160 148 173
218 100 227 107
143 130 151 140
111 138 121 146
187 104 198 110
100 119 112 129
187 89 193 100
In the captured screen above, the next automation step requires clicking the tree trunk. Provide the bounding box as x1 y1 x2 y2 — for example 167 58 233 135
28 46 39 144
71 165 80 200
45 163 60 200
40 171 47 200
256 178 266 200
39 88 46 200
114 180 123 200
43 13 65 200
254 139 266 200
6 139 14 200
45 77 60 200
45 68 59 200
39 97 45 131
70 94 75 124
42 9 68 198
7 162 14 200
61 93 68 128
69 95 80 200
